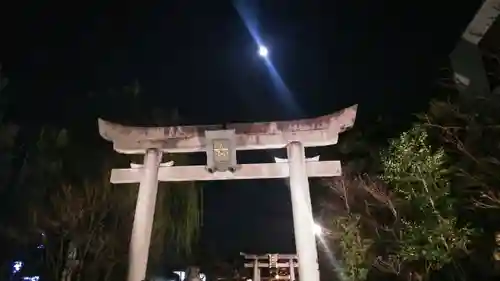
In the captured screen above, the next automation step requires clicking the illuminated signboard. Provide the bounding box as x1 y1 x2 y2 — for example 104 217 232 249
205 130 237 172
212 139 231 163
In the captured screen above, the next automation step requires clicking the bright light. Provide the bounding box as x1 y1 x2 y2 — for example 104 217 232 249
174 270 206 281
12 261 23 274
258 45 268 57
313 222 322 236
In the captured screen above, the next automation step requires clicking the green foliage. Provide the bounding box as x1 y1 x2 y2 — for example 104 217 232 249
380 125 475 274
331 215 373 281
323 174 394 281
326 49 500 281
161 181 202 255
323 125 476 281
424 97 500 213
421 93 500 278
382 126 446 186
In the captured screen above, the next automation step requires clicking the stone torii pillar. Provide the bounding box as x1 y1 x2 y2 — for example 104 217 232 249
97 105 357 281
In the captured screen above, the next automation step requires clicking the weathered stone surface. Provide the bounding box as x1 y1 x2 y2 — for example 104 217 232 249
461 0 500 45
450 0 500 96
98 104 358 154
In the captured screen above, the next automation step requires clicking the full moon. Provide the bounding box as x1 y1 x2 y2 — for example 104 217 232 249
258 45 268 57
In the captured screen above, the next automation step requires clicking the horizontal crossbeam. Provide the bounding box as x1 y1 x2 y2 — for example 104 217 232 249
111 129 339 154
241 253 297 260
244 263 298 268
110 161 341 184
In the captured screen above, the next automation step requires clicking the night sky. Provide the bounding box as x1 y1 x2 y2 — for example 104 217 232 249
0 0 483 259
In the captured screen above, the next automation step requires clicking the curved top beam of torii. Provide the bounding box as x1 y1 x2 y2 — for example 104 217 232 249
98 104 358 154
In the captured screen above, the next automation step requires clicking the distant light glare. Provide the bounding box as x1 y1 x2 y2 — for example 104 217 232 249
313 222 322 236
13 261 23 274
258 45 268 57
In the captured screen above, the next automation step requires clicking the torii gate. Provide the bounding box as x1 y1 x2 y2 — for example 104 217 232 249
241 253 298 281
97 105 357 281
